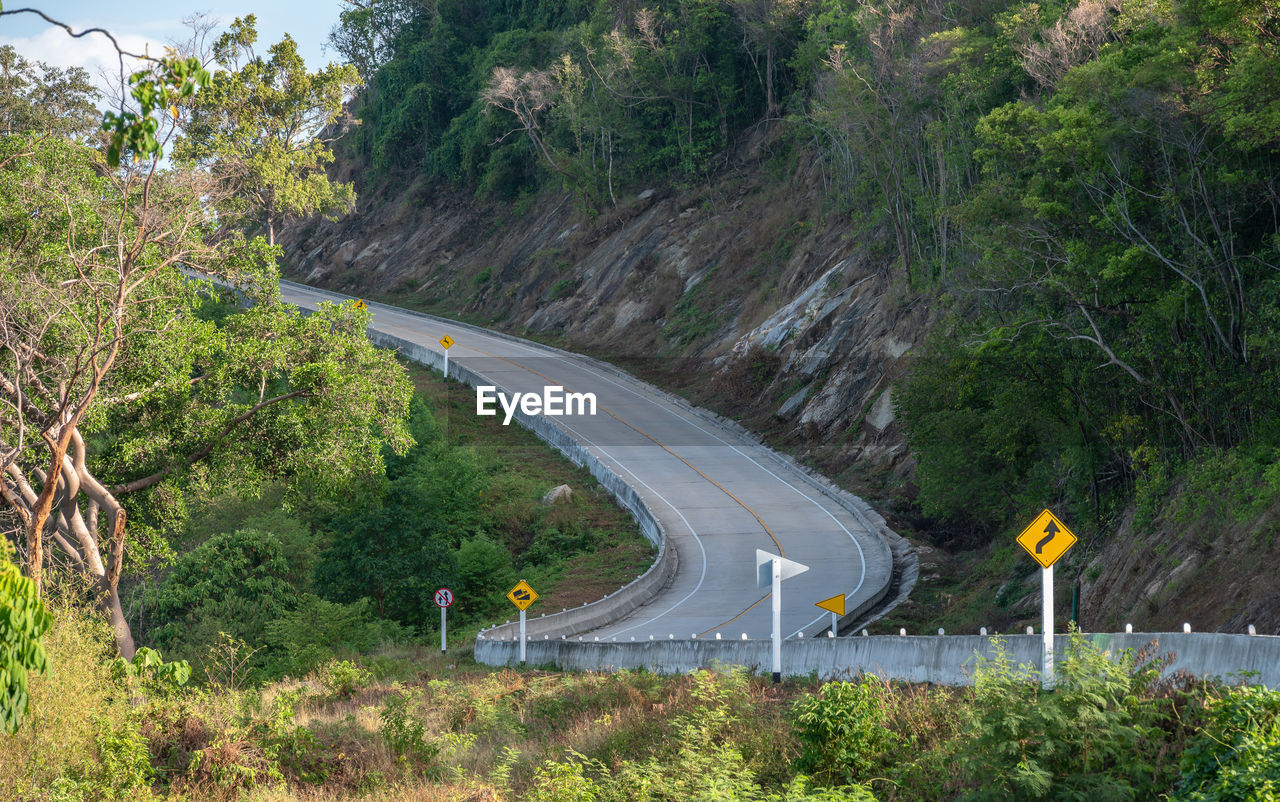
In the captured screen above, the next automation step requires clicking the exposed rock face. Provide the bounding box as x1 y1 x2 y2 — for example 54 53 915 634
278 158 930 478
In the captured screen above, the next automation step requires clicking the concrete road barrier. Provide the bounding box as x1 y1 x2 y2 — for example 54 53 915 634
475 631 1280 688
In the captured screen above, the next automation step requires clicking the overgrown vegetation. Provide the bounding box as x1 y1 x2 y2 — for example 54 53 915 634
120 361 653 685
6 604 1279 800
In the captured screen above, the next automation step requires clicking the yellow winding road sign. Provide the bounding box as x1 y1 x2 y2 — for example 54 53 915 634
1017 509 1077 569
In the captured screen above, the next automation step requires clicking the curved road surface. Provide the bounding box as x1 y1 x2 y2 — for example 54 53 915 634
280 281 894 641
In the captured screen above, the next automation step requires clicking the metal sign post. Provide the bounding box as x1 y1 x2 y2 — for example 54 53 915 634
440 334 454 379
756 549 809 683
1016 509 1077 690
434 588 453 653
1042 564 1053 685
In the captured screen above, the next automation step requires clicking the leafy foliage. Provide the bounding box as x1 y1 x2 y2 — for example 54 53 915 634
1176 685 1280 800
175 15 359 243
0 45 99 140
0 542 50 734
146 529 295 671
791 677 898 786
962 632 1187 799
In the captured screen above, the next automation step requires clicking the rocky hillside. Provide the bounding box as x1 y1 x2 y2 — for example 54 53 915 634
279 140 927 486
279 0 1280 638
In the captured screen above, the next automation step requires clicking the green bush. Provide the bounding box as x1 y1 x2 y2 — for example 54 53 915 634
379 685 441 768
791 677 899 786
1175 685 1280 800
963 633 1179 799
264 595 406 677
146 527 295 672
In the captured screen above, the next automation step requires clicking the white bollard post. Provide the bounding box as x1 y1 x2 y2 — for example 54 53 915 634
862 629 869 637
980 627 988 636
1183 622 1192 633
899 628 906 636
1249 625 1257 636
1125 623 1133 633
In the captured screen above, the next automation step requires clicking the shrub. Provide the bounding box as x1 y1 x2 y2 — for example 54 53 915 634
1175 685 1280 800
962 632 1178 799
791 677 899 786
146 527 295 672
264 595 407 677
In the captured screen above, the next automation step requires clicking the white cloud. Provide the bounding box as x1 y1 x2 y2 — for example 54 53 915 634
0 24 166 102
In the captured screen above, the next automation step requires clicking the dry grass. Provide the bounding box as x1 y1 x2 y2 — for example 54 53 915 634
0 595 128 799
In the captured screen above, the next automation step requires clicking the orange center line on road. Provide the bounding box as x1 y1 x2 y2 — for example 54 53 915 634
446 339 785 637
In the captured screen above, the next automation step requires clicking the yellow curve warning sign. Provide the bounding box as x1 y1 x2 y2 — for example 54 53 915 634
1016 509 1077 569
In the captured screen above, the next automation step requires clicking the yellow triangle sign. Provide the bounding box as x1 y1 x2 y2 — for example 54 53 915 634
815 594 846 616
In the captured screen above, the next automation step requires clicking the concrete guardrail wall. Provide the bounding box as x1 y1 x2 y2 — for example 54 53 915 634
474 631 1280 688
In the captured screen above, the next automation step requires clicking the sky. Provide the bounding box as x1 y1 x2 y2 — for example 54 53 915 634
0 2 349 93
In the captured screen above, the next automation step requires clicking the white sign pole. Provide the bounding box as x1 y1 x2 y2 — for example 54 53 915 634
440 605 447 653
1042 564 1054 689
830 611 838 636
443 349 449 381
772 558 783 683
519 609 527 665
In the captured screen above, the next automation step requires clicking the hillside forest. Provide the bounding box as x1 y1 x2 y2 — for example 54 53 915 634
340 0 1280 559
2 0 1280 799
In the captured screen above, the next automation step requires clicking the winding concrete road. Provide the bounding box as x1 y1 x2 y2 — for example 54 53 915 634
280 281 895 641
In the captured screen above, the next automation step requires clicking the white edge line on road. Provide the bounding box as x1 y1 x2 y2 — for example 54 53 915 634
551 419 709 636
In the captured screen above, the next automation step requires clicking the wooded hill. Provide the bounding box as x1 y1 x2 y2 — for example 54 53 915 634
314 0 1280 632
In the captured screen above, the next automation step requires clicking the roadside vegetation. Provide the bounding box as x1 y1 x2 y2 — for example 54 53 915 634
4 612 1279 800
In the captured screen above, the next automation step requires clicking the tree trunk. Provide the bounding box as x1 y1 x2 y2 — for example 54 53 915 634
766 43 777 118
99 576 137 658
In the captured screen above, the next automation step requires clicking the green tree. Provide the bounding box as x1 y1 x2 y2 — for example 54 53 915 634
175 15 361 244
0 45 98 139
328 0 420 83
0 129 412 657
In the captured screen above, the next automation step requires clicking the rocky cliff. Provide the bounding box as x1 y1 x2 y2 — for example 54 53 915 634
278 146 930 490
